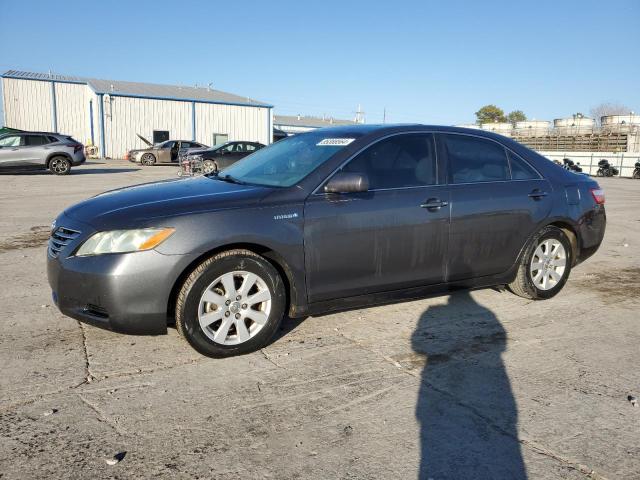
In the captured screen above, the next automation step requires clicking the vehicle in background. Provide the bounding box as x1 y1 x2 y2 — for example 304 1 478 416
129 139 208 165
48 125 606 358
0 131 85 175
596 159 619 177
190 141 265 174
562 158 582 173
633 161 640 179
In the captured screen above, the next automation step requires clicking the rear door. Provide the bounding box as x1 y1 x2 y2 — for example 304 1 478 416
440 133 552 280
304 133 450 303
23 134 52 165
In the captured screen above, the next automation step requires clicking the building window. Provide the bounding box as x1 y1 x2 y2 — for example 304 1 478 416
153 130 170 144
213 133 228 146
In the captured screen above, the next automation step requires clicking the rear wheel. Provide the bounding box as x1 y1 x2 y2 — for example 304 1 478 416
141 153 156 166
49 156 71 175
176 249 286 357
508 226 573 300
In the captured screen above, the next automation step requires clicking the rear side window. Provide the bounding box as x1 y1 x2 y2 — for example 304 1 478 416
508 151 540 180
342 133 437 189
443 134 509 183
24 135 51 146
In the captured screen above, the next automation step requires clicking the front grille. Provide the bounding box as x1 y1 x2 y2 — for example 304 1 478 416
49 226 81 258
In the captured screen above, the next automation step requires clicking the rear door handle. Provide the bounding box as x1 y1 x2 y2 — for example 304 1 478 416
528 190 548 199
420 198 449 210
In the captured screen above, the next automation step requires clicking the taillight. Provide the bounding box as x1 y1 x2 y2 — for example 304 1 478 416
65 143 83 153
590 188 605 205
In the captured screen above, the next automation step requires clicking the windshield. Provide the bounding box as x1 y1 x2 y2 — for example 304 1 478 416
217 132 358 187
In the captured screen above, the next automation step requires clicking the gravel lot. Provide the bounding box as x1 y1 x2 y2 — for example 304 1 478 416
0 160 639 479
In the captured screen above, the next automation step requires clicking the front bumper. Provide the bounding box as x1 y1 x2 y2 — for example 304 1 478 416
47 215 196 335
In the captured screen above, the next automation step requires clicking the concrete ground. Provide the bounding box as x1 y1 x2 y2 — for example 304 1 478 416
0 160 638 479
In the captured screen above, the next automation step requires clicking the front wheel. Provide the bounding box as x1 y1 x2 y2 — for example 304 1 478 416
633 170 640 179
508 226 572 300
202 159 217 174
141 153 156 166
176 250 286 357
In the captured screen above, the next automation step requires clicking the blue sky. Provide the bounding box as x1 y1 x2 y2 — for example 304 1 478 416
1 0 638 125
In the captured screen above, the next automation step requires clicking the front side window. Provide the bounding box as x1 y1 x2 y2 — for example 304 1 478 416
444 134 509 184
160 141 175 149
219 131 359 187
0 135 22 147
341 133 436 189
235 143 246 153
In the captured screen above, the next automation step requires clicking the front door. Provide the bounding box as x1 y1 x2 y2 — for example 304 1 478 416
440 133 553 281
304 133 450 303
0 135 27 167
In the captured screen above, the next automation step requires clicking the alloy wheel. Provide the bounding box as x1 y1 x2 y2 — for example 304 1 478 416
51 158 69 174
197 270 272 345
530 239 567 291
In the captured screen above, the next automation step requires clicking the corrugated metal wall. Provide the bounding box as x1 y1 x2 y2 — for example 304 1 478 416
196 104 271 147
2 77 271 159
103 96 192 157
54 82 92 143
2 78 53 131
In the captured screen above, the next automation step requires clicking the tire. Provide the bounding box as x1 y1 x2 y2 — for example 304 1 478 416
141 153 156 166
202 159 217 174
48 156 71 175
596 169 603 177
176 249 286 357
633 171 640 179
508 225 573 300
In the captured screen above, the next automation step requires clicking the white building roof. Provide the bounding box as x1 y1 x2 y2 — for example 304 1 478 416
2 70 271 108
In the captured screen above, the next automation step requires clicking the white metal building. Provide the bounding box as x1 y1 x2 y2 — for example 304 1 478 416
1 70 273 158
273 115 357 136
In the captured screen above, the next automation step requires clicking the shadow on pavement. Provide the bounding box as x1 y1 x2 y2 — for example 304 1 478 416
412 291 526 479
0 167 140 176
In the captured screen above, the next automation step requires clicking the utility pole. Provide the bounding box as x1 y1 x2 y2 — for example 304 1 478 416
354 104 365 124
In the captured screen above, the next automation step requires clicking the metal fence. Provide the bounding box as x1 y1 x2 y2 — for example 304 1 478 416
539 151 640 177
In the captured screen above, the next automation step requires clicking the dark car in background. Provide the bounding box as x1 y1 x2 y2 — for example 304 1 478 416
47 125 605 358
190 141 265 174
129 139 208 165
0 131 85 175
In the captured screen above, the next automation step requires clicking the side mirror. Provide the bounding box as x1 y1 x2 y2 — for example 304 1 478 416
324 172 369 194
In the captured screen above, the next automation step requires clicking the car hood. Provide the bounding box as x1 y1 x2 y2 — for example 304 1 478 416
64 176 273 229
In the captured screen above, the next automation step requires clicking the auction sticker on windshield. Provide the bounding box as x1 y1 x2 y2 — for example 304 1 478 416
316 138 355 146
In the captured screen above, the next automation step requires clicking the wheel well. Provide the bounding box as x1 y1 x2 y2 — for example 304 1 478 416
166 243 297 323
46 153 72 168
548 221 579 265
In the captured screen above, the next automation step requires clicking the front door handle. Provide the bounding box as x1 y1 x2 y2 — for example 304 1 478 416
420 198 449 210
528 190 548 199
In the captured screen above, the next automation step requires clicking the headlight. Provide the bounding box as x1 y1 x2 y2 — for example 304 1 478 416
76 228 175 256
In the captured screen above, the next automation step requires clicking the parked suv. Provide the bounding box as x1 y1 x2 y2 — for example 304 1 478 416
0 132 85 175
190 141 265 174
48 125 605 358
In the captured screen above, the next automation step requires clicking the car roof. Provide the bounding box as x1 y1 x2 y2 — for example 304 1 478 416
307 123 511 140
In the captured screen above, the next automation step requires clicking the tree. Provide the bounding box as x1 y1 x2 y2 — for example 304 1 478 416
506 110 527 125
589 102 632 126
475 105 506 125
